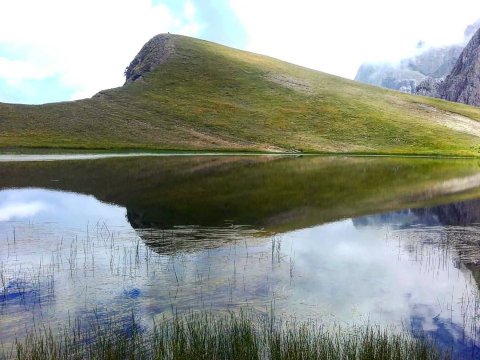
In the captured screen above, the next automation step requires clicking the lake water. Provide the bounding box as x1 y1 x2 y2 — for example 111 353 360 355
1 156 480 357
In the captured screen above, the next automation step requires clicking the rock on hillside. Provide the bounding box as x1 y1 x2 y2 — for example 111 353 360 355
416 77 444 97
124 34 174 84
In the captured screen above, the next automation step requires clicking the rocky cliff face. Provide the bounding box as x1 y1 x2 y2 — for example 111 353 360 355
355 19 479 94
124 34 174 84
432 27 480 106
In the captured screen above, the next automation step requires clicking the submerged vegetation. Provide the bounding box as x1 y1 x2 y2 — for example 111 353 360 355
1 311 449 360
2 35 480 155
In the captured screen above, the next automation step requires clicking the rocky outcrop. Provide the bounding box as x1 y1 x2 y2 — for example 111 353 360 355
124 34 174 84
416 77 444 97
433 27 480 106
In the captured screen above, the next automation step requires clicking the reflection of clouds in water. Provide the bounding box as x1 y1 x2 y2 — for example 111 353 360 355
0 188 136 344
0 201 47 221
278 220 480 355
1 187 480 355
0 278 53 306
0 188 130 271
410 309 477 358
284 220 473 330
0 188 127 226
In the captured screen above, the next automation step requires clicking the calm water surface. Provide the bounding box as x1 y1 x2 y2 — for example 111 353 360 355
1 156 480 357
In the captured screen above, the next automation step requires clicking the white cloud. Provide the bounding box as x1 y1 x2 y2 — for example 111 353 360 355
0 0 202 101
0 58 55 86
2 0 480 102
184 1 196 21
229 0 480 78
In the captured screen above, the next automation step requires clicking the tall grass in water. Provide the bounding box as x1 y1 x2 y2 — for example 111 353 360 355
1 311 449 360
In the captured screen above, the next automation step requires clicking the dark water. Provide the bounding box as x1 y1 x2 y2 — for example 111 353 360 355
1 156 480 357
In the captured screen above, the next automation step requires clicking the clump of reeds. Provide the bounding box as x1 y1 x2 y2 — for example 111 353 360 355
0 310 452 360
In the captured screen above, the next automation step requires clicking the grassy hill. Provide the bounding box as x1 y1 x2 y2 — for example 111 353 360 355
2 34 480 155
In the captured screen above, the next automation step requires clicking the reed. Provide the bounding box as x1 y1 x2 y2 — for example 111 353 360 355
1 311 449 360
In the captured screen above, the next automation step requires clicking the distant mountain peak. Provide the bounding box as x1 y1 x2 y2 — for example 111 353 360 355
124 34 175 84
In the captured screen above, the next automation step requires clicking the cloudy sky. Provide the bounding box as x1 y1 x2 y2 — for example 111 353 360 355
1 0 479 104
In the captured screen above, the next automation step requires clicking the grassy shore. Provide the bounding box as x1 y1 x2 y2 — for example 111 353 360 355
1 311 449 360
3 148 480 158
2 34 480 156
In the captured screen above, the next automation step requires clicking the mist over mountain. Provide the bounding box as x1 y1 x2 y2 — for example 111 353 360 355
355 19 480 94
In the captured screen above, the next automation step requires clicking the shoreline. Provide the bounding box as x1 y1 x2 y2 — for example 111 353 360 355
0 150 479 162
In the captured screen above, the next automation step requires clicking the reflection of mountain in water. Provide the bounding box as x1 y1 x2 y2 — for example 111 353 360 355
354 198 480 228
415 200 480 226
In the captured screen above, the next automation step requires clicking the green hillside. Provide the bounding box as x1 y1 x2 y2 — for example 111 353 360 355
2 34 480 155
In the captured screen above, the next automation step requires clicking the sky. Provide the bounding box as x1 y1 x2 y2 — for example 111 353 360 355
0 0 479 104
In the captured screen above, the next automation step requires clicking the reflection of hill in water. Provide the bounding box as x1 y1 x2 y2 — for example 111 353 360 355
134 225 266 255
2 156 480 235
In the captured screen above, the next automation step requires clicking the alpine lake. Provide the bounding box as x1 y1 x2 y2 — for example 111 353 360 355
2 154 480 358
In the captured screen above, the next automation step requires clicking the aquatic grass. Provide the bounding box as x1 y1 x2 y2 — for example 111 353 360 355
1 311 451 360
3 200 480 359
1 218 480 358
